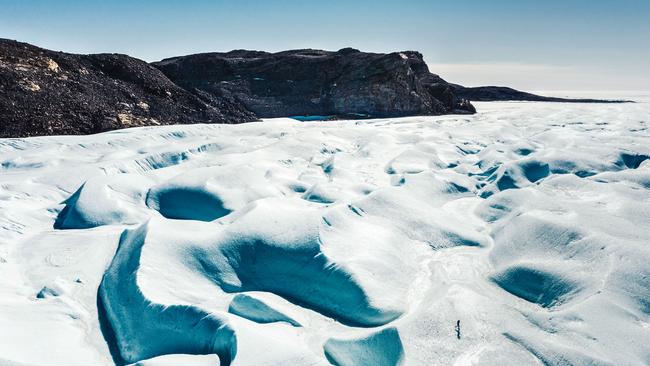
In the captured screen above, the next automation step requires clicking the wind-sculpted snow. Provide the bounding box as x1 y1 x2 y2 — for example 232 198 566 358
228 293 302 327
146 165 281 221
55 174 154 229
1 96 650 365
324 327 404 366
99 223 236 365
99 198 409 363
491 264 583 308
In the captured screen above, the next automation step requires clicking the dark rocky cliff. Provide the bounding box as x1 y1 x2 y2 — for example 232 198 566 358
0 39 256 138
152 48 476 119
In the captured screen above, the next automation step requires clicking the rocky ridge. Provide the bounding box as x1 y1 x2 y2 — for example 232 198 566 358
452 85 630 103
152 48 476 119
0 39 256 138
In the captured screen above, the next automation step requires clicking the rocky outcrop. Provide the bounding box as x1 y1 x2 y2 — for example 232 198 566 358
452 85 631 103
152 48 476 119
0 39 256 138
1 38 628 138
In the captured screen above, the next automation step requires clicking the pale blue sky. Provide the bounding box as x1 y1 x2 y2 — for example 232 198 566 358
1 0 648 90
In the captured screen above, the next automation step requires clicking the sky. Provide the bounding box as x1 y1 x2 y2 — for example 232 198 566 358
1 0 649 90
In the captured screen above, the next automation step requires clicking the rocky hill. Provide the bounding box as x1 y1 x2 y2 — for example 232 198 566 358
0 39 256 138
152 48 476 119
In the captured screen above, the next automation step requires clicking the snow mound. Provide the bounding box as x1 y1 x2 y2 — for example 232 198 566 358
55 174 153 229
384 149 446 175
324 327 404 366
480 159 550 197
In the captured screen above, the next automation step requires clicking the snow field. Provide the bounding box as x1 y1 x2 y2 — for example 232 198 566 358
0 99 649 365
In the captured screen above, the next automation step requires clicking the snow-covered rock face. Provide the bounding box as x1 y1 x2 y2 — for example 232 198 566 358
1 98 649 365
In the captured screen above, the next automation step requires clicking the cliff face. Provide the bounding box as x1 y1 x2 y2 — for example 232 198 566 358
0 39 256 138
153 48 476 119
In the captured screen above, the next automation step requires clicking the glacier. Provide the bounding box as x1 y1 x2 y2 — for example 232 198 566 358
0 97 649 365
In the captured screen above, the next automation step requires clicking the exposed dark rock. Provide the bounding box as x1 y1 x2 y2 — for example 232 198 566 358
0 39 257 138
451 85 632 103
1 38 630 138
152 48 476 119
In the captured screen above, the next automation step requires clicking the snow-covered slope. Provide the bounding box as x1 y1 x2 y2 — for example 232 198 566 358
0 98 649 365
